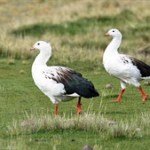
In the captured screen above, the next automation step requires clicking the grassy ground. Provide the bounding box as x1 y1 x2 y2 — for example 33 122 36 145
0 60 150 149
0 0 150 149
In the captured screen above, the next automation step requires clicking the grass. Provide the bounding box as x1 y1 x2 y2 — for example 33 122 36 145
7 112 149 139
0 1 149 63
0 60 150 149
0 0 150 149
11 9 137 37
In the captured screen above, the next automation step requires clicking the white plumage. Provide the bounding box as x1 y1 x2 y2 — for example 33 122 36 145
32 66 73 103
103 29 150 102
31 41 99 115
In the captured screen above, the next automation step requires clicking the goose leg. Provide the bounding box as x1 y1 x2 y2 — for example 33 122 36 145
113 89 126 102
54 104 58 115
77 97 82 114
138 86 148 102
113 81 126 103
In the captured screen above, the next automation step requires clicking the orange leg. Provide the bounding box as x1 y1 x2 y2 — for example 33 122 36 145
77 97 82 115
54 104 58 115
138 86 148 102
112 89 126 103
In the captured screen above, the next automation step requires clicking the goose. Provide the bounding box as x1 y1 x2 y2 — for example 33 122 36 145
103 29 149 103
31 41 99 115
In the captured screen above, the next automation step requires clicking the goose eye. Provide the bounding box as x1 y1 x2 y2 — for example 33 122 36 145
37 43 40 45
112 30 115 32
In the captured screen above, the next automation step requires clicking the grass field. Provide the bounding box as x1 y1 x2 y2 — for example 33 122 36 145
0 0 150 149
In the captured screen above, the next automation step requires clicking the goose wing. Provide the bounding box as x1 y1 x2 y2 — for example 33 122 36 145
43 66 99 98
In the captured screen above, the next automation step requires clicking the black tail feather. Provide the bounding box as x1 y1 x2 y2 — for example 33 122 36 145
54 67 100 98
131 57 150 78
64 73 100 98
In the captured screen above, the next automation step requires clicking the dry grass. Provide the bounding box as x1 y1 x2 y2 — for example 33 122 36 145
0 0 149 64
7 112 150 138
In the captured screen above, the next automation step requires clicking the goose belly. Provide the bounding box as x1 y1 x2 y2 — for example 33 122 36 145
32 71 65 97
103 57 141 86
103 58 121 76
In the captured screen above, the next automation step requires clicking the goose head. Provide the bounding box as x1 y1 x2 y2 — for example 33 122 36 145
105 29 122 39
31 41 51 52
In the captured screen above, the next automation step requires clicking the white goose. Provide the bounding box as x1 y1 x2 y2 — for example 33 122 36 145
31 41 99 115
103 29 150 103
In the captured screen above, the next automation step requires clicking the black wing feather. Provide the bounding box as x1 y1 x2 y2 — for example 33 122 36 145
53 67 99 98
130 57 150 78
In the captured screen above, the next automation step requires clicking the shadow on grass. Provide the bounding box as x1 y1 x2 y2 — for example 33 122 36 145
104 94 119 99
11 9 137 37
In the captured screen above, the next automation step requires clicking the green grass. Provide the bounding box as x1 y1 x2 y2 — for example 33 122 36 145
0 60 150 149
0 0 150 149
11 9 137 37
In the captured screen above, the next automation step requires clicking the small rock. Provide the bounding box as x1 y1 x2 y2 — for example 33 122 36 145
105 83 113 89
19 69 25 74
83 145 93 150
